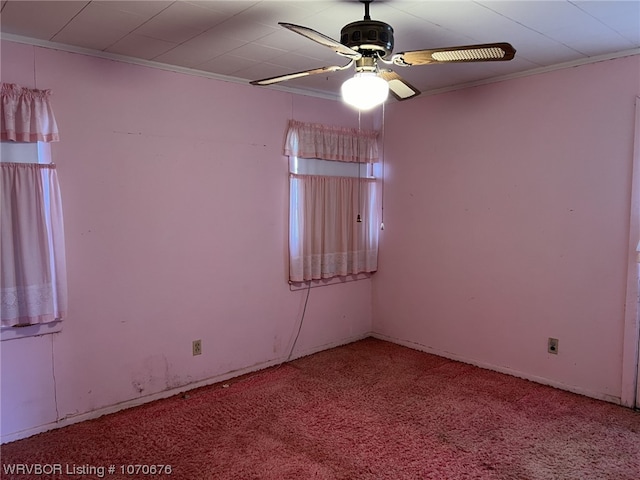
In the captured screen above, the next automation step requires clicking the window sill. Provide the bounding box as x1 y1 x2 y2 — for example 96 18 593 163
1 320 62 341
289 272 374 291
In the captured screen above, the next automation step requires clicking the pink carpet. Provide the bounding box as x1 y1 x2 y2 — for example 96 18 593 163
2 338 639 479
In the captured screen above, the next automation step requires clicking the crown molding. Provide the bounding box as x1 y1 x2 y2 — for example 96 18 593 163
0 33 340 101
2 33 638 102
420 48 640 97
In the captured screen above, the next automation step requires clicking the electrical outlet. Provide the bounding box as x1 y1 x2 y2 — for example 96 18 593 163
548 337 559 355
192 339 202 356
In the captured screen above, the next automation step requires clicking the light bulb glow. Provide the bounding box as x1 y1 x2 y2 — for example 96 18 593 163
341 72 389 110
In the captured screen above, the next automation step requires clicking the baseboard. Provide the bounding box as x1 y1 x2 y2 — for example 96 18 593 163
371 333 622 405
288 332 372 362
1 333 370 444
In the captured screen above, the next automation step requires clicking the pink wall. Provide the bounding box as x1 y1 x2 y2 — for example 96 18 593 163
373 55 640 402
0 40 374 441
2 38 638 442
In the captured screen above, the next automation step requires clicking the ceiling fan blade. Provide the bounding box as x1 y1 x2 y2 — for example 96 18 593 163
250 63 353 86
393 43 516 66
379 70 420 101
279 22 362 59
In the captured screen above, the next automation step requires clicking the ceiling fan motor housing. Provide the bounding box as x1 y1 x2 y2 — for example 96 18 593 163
340 20 394 58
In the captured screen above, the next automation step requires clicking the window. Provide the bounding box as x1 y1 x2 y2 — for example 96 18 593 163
1 141 51 164
1 83 66 341
0 156 67 340
285 121 380 283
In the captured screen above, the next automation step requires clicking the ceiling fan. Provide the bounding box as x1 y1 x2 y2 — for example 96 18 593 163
250 0 516 109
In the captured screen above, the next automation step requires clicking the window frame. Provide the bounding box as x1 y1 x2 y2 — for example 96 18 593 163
0 141 63 341
288 155 380 283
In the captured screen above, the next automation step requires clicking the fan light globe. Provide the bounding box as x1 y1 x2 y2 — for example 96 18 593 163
341 72 389 110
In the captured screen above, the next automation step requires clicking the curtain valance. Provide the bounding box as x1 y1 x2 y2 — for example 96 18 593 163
284 120 378 163
1 83 59 142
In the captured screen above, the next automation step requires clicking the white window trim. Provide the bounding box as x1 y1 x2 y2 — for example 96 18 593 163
290 156 375 178
1 321 63 341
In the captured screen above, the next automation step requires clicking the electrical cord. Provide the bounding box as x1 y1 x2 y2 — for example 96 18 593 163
285 280 312 363
51 335 60 421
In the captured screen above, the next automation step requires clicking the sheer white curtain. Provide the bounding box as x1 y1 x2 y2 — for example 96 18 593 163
1 164 67 326
286 120 380 282
289 174 379 281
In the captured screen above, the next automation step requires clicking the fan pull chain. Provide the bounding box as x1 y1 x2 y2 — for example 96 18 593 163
380 102 385 231
357 110 362 223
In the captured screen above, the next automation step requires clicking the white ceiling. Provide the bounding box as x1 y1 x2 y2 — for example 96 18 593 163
1 0 639 99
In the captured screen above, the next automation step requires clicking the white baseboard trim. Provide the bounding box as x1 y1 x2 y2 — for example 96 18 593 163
1 333 370 444
371 333 622 406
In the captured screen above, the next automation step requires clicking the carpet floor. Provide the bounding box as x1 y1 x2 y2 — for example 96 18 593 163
1 338 639 479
